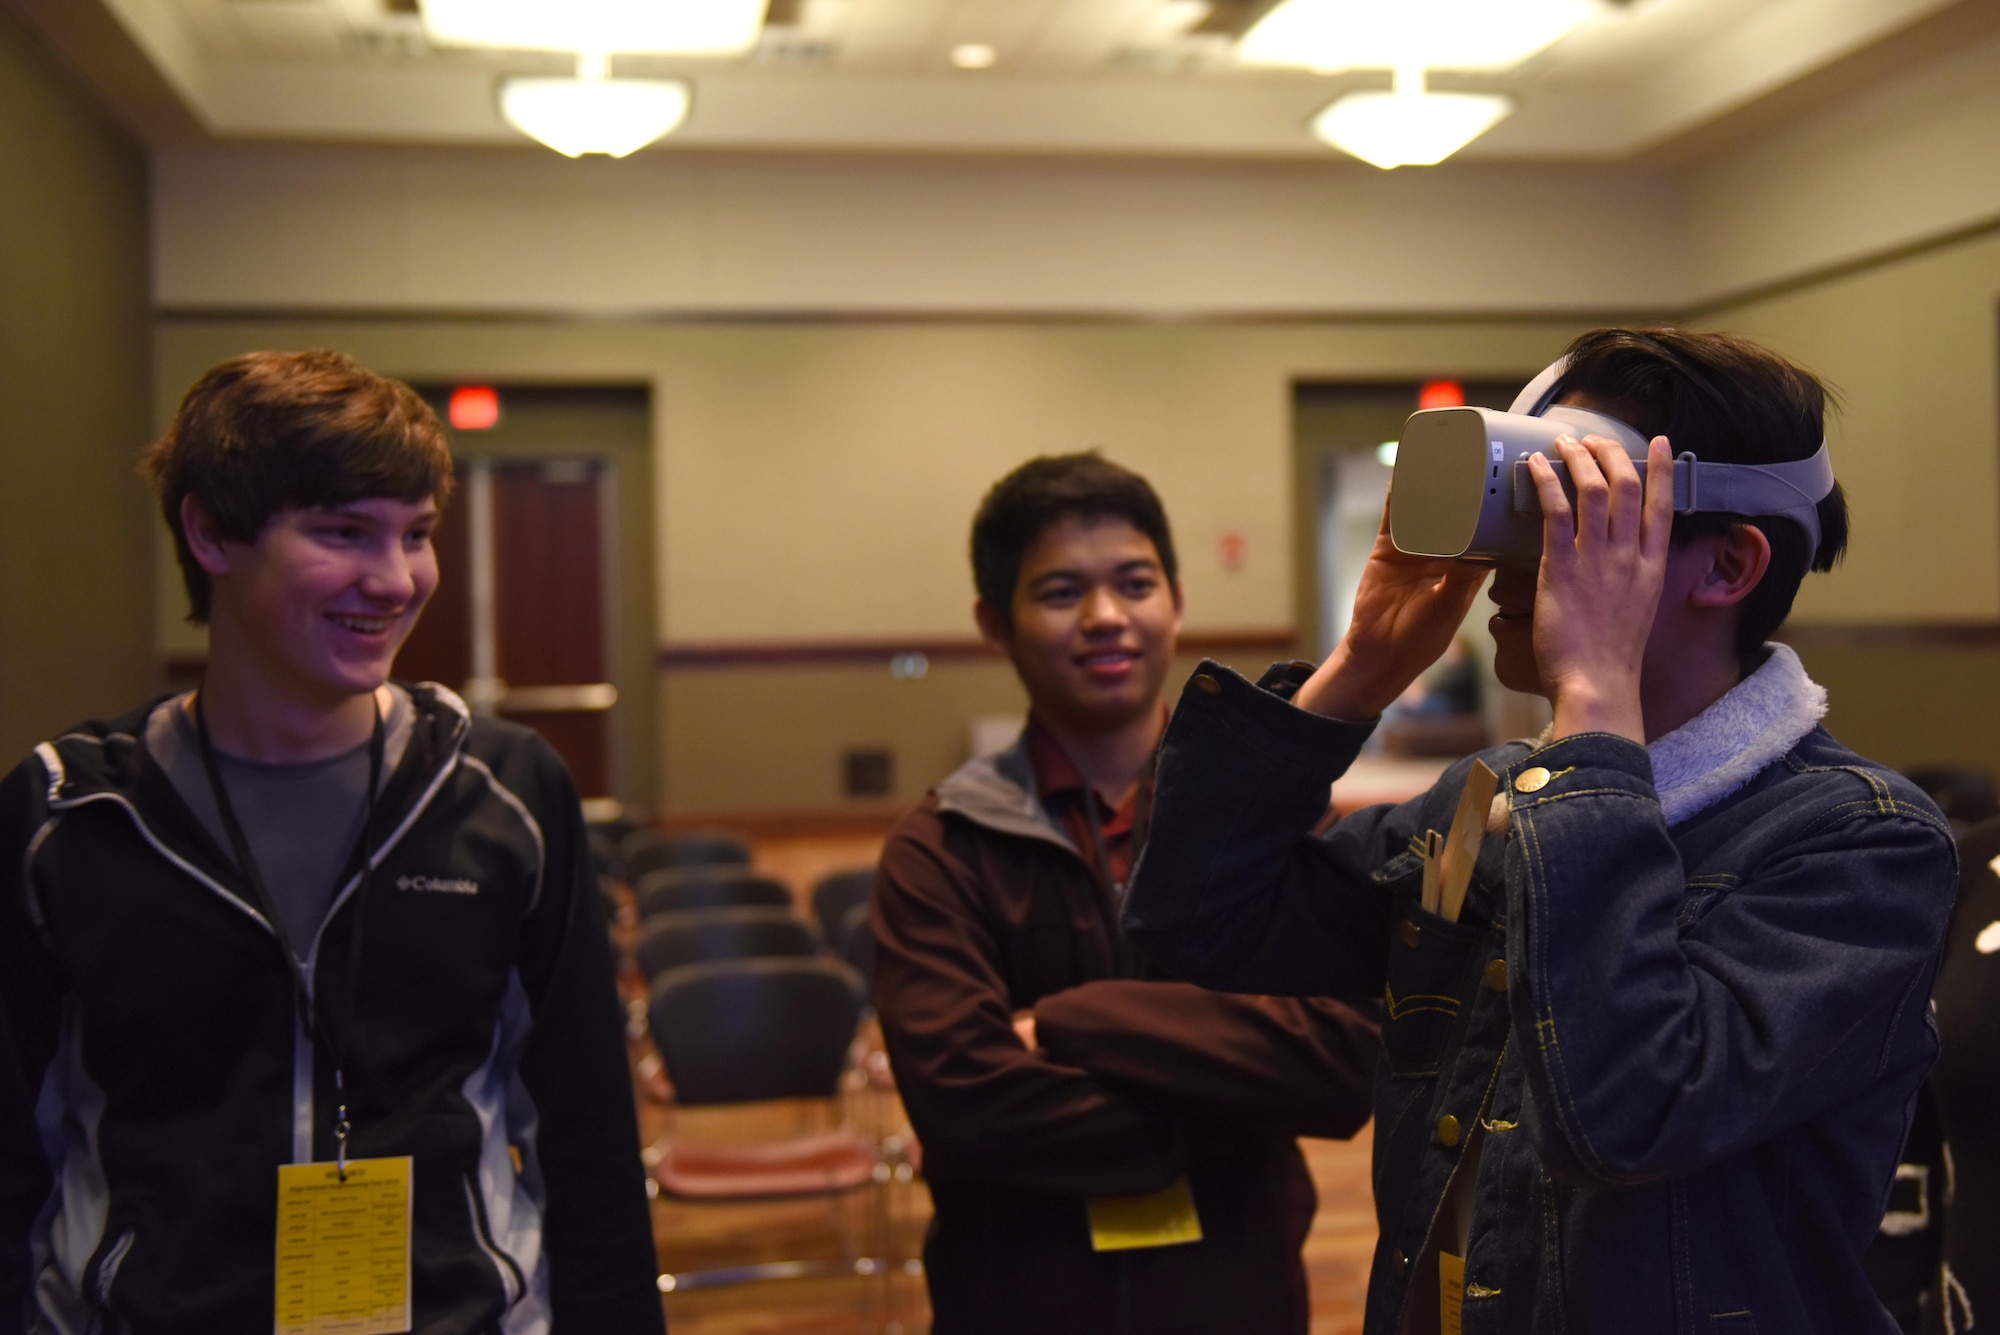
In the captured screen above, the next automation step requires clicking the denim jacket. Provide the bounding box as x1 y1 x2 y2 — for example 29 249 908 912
1123 658 1956 1335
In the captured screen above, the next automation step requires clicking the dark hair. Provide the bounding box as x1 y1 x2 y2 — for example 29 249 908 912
140 350 454 622
970 453 1178 626
1553 327 1848 661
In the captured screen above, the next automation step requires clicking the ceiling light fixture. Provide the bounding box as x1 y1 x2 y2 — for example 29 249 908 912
1239 0 1595 74
419 0 767 58
950 43 998 69
1309 66 1511 169
500 54 691 158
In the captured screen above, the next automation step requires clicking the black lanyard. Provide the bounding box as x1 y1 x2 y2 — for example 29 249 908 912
194 690 384 1180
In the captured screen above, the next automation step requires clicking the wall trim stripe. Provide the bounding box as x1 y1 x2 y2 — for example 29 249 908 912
655 629 1301 669
1777 622 2000 649
153 306 1664 328
1688 213 2000 317
151 208 2000 331
163 623 2000 682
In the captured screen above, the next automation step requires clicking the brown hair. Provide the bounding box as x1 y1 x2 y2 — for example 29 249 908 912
1554 327 1847 661
141 350 454 622
971 452 1178 629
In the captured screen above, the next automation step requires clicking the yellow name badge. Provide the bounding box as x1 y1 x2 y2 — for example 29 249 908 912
275 1157 413 1335
1086 1177 1203 1252
1438 1250 1465 1335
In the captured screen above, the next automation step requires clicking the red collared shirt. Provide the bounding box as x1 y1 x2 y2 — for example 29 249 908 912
1023 713 1156 891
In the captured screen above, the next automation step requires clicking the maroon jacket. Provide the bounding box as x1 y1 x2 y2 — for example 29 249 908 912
872 734 1381 1335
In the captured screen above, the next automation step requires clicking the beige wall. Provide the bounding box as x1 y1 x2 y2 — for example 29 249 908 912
156 317 1591 648
0 7 154 762
151 146 1689 317
139 26 2000 810
1698 229 2000 623
1683 25 2000 304
1696 227 2000 778
157 315 1589 809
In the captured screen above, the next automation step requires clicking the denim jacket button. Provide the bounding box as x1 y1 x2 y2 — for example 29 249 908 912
1437 1114 1462 1147
1485 959 1509 992
1400 920 1422 948
1514 766 1552 793
1193 674 1222 696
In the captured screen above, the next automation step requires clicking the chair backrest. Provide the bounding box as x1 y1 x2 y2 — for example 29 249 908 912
1904 764 2000 830
810 868 876 940
835 900 876 990
635 866 795 919
649 957 866 1104
587 826 623 878
636 906 818 981
621 829 753 882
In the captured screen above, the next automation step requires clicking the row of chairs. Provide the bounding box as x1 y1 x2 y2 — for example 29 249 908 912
615 863 877 986
588 820 908 1305
589 823 756 885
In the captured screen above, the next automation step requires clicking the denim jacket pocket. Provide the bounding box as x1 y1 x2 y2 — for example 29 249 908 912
1381 882 1486 1079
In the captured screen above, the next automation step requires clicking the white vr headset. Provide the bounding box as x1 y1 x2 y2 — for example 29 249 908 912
1388 356 1835 563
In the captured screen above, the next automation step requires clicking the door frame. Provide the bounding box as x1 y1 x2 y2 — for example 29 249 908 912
417 384 659 815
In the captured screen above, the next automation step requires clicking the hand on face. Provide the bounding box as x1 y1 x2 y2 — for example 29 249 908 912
1297 500 1488 721
1525 432 1675 743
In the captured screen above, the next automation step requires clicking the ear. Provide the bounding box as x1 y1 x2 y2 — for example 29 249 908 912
1688 523 1772 609
180 495 236 577
973 598 1011 653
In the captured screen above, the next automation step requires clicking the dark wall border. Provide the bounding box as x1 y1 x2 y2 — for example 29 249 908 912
172 628 1301 679
656 628 1299 669
1777 622 2000 650
173 623 2000 683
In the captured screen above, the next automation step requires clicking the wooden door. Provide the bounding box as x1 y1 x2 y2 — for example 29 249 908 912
396 458 618 802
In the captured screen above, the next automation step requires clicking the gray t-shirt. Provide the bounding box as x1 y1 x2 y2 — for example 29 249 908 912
150 687 415 962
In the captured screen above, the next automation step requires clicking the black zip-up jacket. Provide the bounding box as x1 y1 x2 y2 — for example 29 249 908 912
0 685 664 1335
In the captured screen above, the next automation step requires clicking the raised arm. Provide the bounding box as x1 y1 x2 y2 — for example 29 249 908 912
1124 493 1486 998
1122 662 1423 1000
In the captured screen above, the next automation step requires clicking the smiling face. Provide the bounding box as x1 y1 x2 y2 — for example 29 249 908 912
198 495 441 712
979 514 1184 734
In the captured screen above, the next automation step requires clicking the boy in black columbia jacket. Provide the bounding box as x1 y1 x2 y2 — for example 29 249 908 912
0 351 662 1334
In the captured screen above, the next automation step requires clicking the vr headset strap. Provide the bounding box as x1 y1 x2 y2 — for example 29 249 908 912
1509 446 1830 552
1510 356 1832 551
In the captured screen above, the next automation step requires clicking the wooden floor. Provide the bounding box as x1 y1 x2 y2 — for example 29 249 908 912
628 831 1377 1334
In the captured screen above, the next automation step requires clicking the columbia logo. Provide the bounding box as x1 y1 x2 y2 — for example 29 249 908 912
397 874 480 896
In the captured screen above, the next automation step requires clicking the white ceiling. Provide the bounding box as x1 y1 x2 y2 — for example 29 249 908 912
16 0 1997 161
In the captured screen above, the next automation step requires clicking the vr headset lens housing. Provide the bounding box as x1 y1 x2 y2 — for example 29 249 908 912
1387 361 1834 564
1391 405 1651 562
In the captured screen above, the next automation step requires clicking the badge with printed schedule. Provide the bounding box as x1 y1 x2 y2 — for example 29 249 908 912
1438 1250 1465 1335
274 1157 413 1335
1086 1176 1204 1251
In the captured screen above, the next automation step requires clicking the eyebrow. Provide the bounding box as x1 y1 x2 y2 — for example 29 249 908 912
1026 558 1162 589
312 501 438 520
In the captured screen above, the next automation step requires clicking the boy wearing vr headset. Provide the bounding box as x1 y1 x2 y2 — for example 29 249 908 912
1123 329 1956 1333
0 352 663 1334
